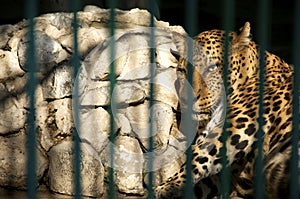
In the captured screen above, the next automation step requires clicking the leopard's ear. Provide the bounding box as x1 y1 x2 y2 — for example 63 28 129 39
231 22 252 51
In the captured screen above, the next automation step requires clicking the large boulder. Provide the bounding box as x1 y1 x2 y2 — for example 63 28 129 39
0 5 196 197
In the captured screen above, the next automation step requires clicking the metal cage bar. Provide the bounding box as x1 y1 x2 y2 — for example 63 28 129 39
107 1 117 199
220 0 235 198
184 0 198 198
290 0 300 198
71 0 82 198
255 0 270 198
146 1 156 198
25 0 38 198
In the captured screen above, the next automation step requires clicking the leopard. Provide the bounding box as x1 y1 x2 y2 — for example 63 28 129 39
154 22 298 198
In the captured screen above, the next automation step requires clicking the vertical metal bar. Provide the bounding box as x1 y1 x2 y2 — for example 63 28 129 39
255 0 269 198
107 1 117 198
290 0 300 198
147 1 156 198
25 0 38 198
71 0 82 199
184 0 198 198
220 0 234 198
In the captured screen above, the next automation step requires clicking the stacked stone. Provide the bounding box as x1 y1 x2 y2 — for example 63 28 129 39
0 5 189 197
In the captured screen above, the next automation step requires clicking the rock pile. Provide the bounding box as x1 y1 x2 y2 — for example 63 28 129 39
0 5 196 197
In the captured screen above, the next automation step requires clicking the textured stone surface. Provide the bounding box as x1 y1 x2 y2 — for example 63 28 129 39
42 63 73 100
0 5 191 197
0 95 27 134
0 84 44 135
48 141 104 197
0 25 17 49
123 101 173 150
18 30 69 74
0 49 25 80
114 136 145 195
37 98 74 152
0 75 28 100
153 68 179 108
79 107 110 153
0 132 48 189
47 99 73 138
79 80 110 106
113 81 147 105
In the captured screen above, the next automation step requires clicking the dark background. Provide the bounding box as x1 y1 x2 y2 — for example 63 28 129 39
0 0 296 63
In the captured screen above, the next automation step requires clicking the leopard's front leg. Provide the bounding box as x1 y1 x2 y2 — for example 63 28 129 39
155 127 224 199
155 122 256 199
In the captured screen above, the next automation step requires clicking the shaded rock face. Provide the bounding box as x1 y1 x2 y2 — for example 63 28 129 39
0 132 48 189
48 141 104 197
0 5 196 197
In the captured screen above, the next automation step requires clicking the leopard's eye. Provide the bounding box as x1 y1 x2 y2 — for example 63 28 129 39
207 64 218 72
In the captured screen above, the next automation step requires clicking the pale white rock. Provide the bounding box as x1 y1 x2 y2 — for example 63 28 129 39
116 8 167 27
18 30 69 74
84 29 178 81
116 49 152 81
0 75 28 101
80 78 149 107
83 32 149 81
114 136 145 195
82 6 167 27
0 49 25 80
42 63 73 99
74 65 89 97
0 24 16 49
37 97 73 151
0 6 192 194
124 101 173 150
155 43 178 68
43 13 74 31
36 102 54 152
22 84 45 108
78 27 107 56
46 98 73 139
59 27 106 57
78 107 110 153
0 95 27 134
169 25 187 35
34 13 73 40
153 67 179 108
3 75 27 94
124 102 152 140
7 29 27 53
149 102 174 148
0 131 48 189
0 84 44 137
36 22 67 41
113 81 147 105
153 31 178 68
79 80 110 106
115 113 132 134
48 141 104 197
83 28 172 79
168 119 190 152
